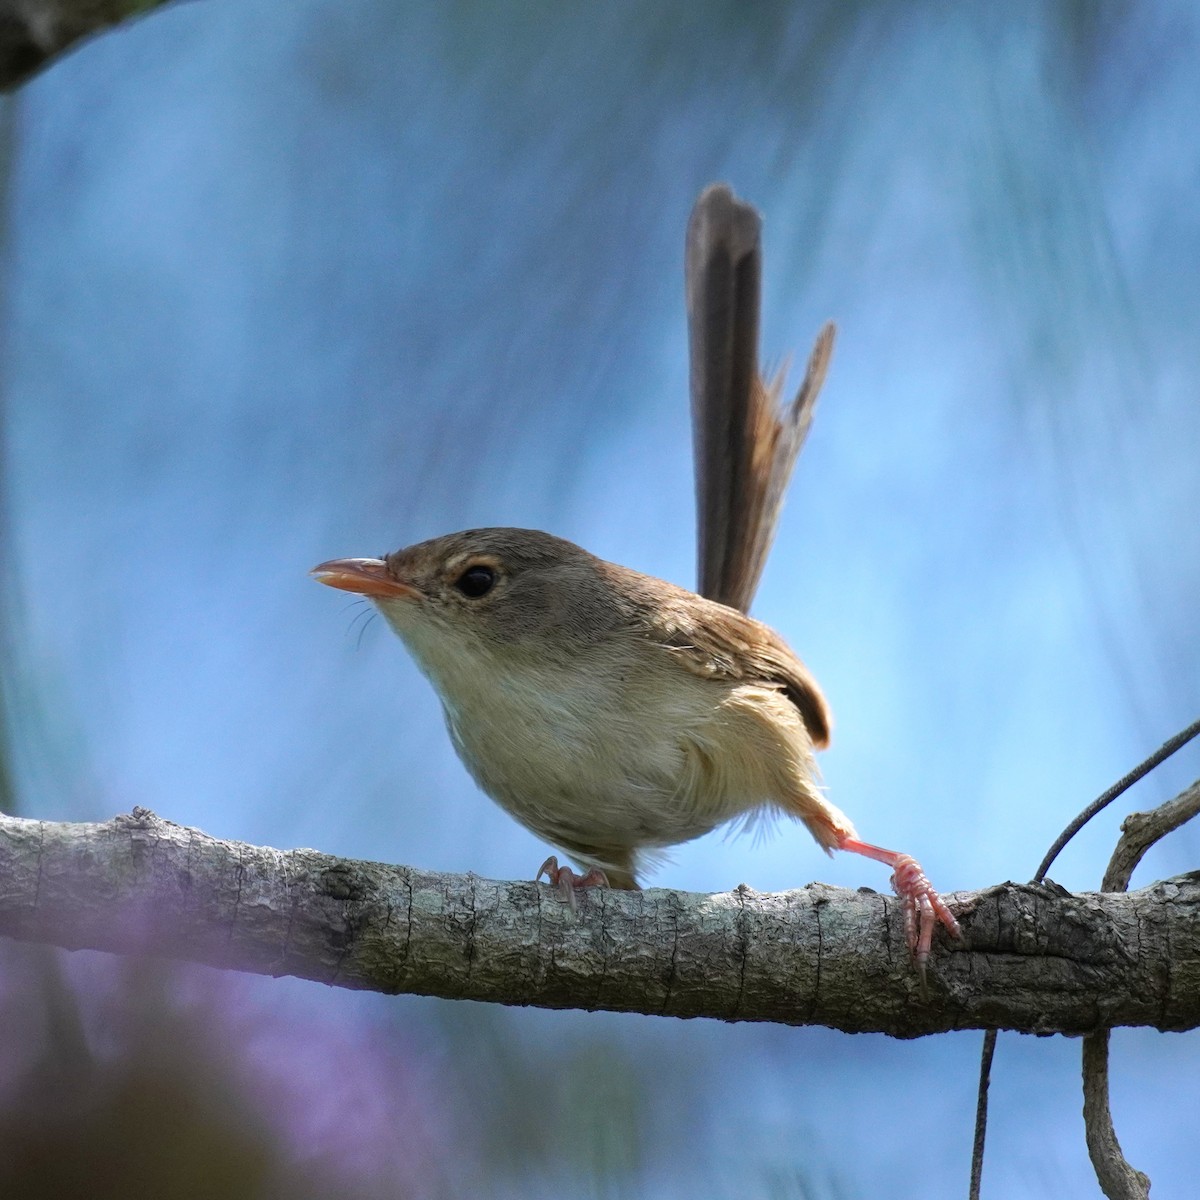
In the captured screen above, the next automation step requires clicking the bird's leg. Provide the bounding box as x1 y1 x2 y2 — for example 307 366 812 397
836 837 961 973
537 856 610 913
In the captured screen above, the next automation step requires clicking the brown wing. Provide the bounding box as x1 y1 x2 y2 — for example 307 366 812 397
685 183 835 615
652 588 832 750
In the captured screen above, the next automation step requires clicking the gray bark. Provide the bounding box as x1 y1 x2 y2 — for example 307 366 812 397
0 807 1197 1036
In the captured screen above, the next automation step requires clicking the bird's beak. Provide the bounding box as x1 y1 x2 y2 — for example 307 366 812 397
310 558 421 600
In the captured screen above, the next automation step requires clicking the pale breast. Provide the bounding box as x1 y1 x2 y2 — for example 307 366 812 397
439 646 790 855
388 602 817 859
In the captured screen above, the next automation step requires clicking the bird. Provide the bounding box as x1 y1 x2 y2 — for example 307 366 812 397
313 184 960 968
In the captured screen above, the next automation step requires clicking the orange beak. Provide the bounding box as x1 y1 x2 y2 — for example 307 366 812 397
310 558 420 600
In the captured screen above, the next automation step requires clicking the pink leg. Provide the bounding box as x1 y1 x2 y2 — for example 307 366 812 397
837 837 961 974
537 856 610 913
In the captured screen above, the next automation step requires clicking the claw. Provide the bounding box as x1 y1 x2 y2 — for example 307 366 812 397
536 856 610 913
837 837 961 976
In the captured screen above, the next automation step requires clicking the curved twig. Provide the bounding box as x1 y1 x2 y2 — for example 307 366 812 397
968 718 1200 1200
1102 777 1200 893
1081 1035 1151 1200
1081 776 1200 1199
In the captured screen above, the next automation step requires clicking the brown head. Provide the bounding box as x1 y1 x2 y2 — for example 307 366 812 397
311 528 633 669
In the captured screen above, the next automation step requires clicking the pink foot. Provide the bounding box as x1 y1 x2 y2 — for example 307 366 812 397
837 837 961 975
536 856 610 913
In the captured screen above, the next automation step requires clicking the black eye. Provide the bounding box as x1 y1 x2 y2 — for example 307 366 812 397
454 564 496 598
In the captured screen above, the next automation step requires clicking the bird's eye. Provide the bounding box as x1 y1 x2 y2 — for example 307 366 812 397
454 564 496 599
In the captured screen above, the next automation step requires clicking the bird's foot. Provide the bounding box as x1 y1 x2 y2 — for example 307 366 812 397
536 856 610 913
837 837 961 978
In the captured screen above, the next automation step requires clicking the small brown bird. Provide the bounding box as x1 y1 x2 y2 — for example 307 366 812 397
314 185 959 966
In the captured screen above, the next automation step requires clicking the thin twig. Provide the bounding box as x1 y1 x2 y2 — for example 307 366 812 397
1035 715 1200 884
968 1030 997 1200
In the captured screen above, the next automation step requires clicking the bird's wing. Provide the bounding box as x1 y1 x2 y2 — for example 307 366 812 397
653 593 832 750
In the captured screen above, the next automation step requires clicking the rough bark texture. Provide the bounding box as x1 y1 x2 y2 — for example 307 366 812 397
0 808 1198 1036
0 811 1190 1036
0 0 170 91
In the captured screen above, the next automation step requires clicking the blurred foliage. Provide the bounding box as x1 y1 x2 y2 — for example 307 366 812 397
0 951 298 1200
0 948 463 1200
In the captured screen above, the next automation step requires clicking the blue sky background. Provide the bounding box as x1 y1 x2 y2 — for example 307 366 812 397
1 3 1198 1196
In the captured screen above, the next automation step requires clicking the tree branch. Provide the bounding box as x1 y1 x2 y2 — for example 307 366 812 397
1 807 1198 1036
0 0 175 91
